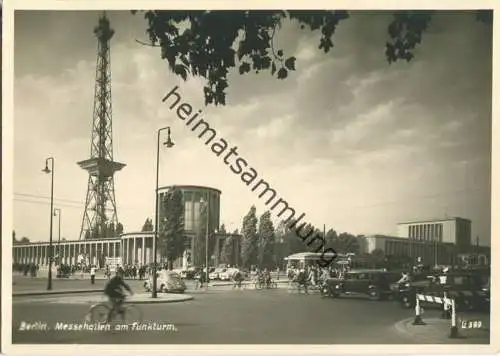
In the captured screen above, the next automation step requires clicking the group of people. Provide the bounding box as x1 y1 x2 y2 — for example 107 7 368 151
13 263 39 277
286 265 349 293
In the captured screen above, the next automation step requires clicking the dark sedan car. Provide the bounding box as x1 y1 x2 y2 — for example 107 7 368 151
321 269 395 301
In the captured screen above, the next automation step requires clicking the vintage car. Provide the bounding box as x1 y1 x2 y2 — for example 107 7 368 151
394 271 489 311
209 267 227 280
219 268 240 281
143 270 187 293
321 269 395 301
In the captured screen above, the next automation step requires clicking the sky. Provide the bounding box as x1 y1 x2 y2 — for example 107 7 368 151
13 10 492 246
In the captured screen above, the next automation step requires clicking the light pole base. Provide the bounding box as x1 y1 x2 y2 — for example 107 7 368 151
449 326 459 338
412 315 426 325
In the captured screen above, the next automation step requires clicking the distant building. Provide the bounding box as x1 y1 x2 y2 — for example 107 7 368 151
397 217 472 253
361 234 457 266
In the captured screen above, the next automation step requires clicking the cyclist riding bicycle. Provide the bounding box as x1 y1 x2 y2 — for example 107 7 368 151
232 269 243 288
104 269 134 321
295 268 309 293
263 268 272 287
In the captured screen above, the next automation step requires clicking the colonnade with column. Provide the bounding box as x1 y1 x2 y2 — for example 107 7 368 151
120 233 155 265
11 232 239 269
12 233 162 267
13 238 123 267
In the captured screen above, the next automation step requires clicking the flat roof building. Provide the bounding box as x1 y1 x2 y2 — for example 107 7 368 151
397 217 472 253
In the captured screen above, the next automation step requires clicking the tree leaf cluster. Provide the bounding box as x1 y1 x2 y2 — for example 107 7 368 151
141 218 154 232
133 10 491 106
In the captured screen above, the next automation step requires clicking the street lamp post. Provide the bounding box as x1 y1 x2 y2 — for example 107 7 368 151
53 208 62 259
42 157 55 290
152 127 174 298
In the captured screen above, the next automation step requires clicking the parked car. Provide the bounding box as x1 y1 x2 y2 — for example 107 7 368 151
395 271 489 311
219 268 240 281
321 269 394 300
209 267 227 280
391 272 431 308
143 270 186 293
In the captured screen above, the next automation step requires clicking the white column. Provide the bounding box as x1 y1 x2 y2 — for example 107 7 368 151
122 240 125 264
133 237 137 265
127 239 130 264
142 237 146 265
89 243 92 265
128 239 131 265
124 240 127 265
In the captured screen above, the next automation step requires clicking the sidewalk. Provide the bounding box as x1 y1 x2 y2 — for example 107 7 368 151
38 292 193 304
393 315 490 344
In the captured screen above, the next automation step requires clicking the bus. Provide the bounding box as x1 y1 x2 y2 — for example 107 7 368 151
284 252 343 275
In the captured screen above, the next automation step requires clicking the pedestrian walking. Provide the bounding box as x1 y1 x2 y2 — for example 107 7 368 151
90 265 96 284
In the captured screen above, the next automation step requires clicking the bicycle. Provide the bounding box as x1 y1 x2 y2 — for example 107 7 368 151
232 279 244 289
86 300 142 324
254 279 278 289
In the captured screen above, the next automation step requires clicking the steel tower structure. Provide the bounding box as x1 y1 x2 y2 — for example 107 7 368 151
78 13 125 240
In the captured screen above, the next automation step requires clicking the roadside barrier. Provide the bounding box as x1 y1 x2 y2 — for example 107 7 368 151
413 293 458 338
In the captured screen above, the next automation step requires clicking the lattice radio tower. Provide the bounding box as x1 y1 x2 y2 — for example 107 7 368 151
78 13 125 240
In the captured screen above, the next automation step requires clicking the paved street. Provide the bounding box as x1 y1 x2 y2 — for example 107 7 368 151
11 290 488 344
11 276 490 344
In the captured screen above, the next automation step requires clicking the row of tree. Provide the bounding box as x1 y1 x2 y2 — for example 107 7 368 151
236 206 365 269
83 222 124 239
12 231 30 244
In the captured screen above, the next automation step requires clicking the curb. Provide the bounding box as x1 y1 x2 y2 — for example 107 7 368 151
13 289 103 297
393 317 431 341
128 295 194 304
13 293 194 304
392 317 487 343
